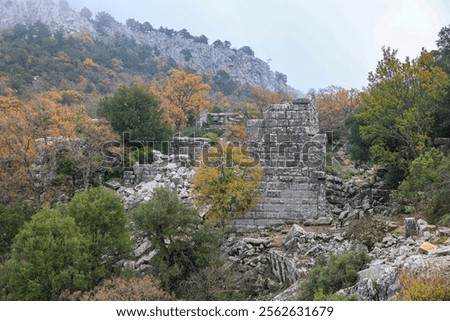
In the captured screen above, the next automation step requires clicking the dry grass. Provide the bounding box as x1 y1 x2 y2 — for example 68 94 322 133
61 275 173 301
399 269 450 301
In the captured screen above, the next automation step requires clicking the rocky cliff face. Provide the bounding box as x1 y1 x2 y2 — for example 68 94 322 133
0 0 299 95
0 0 95 34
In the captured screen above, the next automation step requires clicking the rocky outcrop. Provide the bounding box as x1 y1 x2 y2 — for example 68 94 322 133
0 0 95 34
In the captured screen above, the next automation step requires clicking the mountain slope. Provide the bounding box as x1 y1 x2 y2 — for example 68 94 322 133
0 0 299 96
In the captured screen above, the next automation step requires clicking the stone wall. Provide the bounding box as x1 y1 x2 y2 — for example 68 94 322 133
234 99 327 231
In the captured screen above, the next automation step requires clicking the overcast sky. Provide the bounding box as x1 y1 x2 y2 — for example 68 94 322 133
70 0 450 92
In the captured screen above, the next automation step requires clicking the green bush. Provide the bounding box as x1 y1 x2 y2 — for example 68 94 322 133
0 203 36 257
203 132 220 144
131 188 222 294
300 251 370 300
398 152 450 224
399 148 445 197
438 213 450 227
0 208 89 300
345 216 390 251
66 187 131 284
430 189 450 225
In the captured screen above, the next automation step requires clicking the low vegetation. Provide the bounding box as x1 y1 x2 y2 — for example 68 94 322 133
345 216 390 251
299 251 370 301
399 269 450 301
132 188 222 294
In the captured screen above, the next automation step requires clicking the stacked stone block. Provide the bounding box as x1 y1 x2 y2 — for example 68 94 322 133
235 98 326 231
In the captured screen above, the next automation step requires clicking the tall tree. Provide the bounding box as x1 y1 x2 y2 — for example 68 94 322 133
0 92 117 205
348 48 448 185
0 94 78 206
433 24 450 137
150 69 212 131
310 86 360 136
70 117 117 190
98 85 172 145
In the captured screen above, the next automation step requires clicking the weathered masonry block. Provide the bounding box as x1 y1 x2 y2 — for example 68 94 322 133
234 98 327 231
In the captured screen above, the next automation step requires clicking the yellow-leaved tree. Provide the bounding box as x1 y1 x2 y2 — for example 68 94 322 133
150 68 212 131
192 143 263 228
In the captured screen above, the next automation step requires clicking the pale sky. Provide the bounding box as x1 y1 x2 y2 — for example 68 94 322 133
71 0 450 92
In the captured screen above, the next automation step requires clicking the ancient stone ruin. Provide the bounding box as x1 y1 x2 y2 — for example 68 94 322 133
111 99 327 229
234 98 327 231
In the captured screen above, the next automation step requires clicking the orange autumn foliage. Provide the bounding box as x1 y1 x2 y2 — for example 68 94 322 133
250 87 290 118
311 86 360 135
0 92 116 205
150 68 212 131
225 123 248 143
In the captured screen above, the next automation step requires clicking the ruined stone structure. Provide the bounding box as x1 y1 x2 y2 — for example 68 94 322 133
234 98 327 231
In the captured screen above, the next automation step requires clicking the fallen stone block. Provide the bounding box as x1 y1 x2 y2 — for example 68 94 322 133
419 242 438 255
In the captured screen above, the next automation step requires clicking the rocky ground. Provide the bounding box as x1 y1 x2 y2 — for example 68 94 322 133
106 153 450 301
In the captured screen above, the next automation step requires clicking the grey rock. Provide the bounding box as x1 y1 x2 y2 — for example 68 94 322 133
339 210 350 221
269 251 300 285
242 238 270 246
317 216 333 225
123 260 136 270
438 227 450 237
104 180 121 190
179 190 189 199
430 246 450 257
133 239 152 257
354 264 399 301
171 174 183 186
136 250 157 266
304 217 333 226
284 224 306 245
405 217 419 237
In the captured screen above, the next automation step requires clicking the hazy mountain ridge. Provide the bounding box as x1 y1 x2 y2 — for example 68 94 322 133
0 0 300 96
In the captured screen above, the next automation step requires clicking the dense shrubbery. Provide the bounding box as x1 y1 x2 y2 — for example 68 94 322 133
0 203 36 257
0 208 90 300
345 48 448 187
399 150 450 224
300 251 370 300
0 188 130 300
66 187 131 284
132 188 222 294
98 85 172 145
